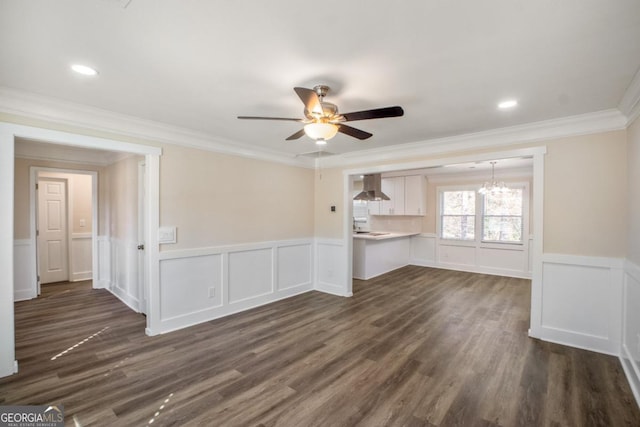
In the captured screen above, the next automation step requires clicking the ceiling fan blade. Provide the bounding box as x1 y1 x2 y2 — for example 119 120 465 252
237 116 302 121
294 87 323 115
285 129 306 140
341 106 404 122
338 124 373 140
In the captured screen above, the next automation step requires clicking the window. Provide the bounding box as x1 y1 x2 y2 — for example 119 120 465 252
441 190 476 240
482 188 524 243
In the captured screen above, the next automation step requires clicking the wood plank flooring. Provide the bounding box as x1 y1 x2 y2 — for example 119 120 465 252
1 267 639 426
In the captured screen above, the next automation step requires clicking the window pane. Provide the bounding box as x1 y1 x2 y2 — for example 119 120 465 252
442 215 475 240
442 191 476 215
483 216 522 242
484 188 523 215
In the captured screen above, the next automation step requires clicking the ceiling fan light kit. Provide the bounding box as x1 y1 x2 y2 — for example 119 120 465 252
304 122 339 142
238 85 404 144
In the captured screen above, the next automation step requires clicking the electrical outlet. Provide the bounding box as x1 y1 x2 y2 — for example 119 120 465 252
208 287 215 298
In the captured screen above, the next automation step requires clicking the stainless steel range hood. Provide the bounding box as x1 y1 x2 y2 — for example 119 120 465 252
354 174 390 201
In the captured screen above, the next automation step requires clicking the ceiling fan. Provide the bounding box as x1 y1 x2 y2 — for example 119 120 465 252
237 85 404 145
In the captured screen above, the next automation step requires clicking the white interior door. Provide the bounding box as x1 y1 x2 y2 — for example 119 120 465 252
37 178 69 284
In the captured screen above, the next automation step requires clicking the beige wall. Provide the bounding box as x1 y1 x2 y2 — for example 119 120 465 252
314 168 343 238
8 111 628 258
543 132 627 257
628 116 640 264
104 155 142 241
160 145 315 249
13 158 103 239
315 130 628 258
8 111 316 250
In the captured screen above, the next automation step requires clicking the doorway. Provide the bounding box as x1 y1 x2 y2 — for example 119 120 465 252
37 177 70 285
1 123 161 377
31 167 98 298
342 146 546 339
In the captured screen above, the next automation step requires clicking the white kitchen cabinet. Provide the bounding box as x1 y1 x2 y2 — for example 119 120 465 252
367 175 426 216
404 175 426 215
381 177 405 215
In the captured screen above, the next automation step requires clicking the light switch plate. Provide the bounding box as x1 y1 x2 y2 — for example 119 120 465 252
158 226 177 244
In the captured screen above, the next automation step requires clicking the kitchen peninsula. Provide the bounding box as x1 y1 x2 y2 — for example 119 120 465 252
352 231 419 280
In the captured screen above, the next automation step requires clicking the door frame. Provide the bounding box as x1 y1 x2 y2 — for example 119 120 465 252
341 146 546 338
31 168 98 294
0 122 162 378
137 159 147 314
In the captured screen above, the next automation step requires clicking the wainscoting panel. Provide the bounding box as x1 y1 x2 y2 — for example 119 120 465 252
438 243 476 267
13 240 35 301
315 239 349 296
110 238 140 312
96 236 111 289
409 234 532 279
410 234 436 266
160 254 223 320
477 246 527 274
277 243 312 291
70 233 92 282
621 260 640 406
539 254 623 355
156 239 314 334
228 248 273 304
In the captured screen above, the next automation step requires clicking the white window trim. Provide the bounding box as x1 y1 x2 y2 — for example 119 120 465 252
437 182 530 249
480 182 530 248
438 185 477 242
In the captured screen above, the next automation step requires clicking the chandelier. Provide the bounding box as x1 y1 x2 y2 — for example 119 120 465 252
478 161 509 195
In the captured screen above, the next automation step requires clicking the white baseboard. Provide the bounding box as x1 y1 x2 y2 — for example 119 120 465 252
411 260 531 279
620 345 640 408
621 259 640 408
159 284 313 334
315 281 352 297
110 285 140 313
70 271 92 282
13 290 34 302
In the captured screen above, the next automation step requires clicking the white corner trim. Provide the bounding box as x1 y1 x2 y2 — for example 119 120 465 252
0 86 314 169
619 67 640 125
322 109 626 168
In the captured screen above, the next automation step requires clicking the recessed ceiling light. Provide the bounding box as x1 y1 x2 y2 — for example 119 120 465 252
71 64 98 76
498 99 518 109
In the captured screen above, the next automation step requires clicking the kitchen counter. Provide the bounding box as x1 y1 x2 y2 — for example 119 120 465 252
352 231 418 280
353 231 419 241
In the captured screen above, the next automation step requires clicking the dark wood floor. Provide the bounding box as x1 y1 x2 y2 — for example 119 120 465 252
2 267 639 426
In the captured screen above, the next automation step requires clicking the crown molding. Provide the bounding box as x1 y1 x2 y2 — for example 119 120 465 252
318 109 627 168
619 67 640 125
0 87 630 172
0 87 314 169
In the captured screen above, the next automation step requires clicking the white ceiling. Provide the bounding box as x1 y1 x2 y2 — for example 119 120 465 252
1 0 639 158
